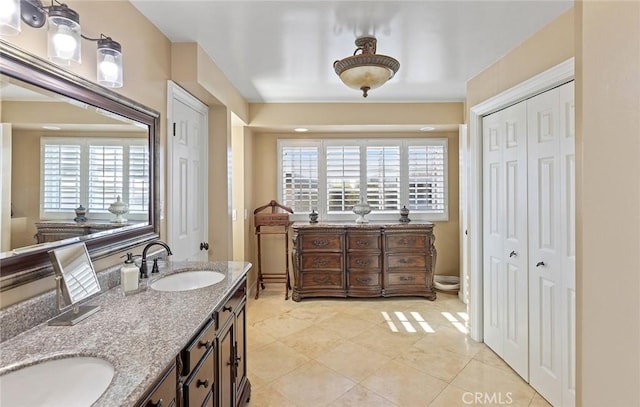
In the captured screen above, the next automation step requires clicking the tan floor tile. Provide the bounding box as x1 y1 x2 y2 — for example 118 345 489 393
279 324 344 359
451 360 535 406
396 345 473 383
412 325 484 358
330 384 398 407
428 384 471 407
314 313 379 339
247 371 269 391
248 341 310 383
271 360 356 407
247 385 300 407
473 346 514 373
315 341 392 382
350 324 425 359
530 392 553 407
361 359 448 406
246 324 277 351
250 312 315 339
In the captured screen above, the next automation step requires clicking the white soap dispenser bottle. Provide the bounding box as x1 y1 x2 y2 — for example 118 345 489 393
121 252 139 294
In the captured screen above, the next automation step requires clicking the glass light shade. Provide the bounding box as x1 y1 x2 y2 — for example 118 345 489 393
339 65 394 91
97 38 123 88
47 6 81 65
0 0 20 35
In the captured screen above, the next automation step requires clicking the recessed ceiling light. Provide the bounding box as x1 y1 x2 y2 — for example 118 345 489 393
294 128 309 132
42 125 61 130
419 126 436 132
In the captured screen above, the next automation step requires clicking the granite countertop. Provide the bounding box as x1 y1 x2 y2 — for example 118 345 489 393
0 260 251 406
292 221 434 228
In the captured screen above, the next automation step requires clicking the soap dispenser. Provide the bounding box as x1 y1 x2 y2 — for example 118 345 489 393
121 252 139 294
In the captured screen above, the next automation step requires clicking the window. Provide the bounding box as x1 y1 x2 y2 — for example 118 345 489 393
278 138 448 222
41 137 149 220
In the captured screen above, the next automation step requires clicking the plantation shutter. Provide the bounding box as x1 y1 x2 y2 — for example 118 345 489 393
408 144 446 212
127 145 150 213
42 143 82 211
326 145 360 212
88 145 124 211
366 145 400 210
281 145 318 212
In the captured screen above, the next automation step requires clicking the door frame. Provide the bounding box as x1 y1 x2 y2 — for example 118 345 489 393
166 81 209 257
468 58 575 341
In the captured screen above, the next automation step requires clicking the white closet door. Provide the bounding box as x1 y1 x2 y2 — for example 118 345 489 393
527 87 563 406
482 102 529 379
559 82 576 407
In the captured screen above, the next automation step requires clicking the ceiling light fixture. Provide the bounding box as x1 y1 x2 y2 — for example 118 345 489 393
420 126 436 132
333 36 400 98
294 128 309 133
1 0 124 87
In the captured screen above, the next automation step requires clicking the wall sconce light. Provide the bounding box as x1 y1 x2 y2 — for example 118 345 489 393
0 0 124 88
333 36 400 98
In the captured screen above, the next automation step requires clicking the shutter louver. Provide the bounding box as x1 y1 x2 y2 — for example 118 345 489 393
366 146 400 210
43 144 81 211
88 145 124 211
281 146 318 212
408 144 445 212
326 146 360 212
128 145 149 213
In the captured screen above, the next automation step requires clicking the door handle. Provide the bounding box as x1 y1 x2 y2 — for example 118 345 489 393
200 242 209 251
509 251 517 258
536 261 545 267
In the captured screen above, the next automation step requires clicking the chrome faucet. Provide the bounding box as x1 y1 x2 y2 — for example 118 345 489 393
139 241 173 279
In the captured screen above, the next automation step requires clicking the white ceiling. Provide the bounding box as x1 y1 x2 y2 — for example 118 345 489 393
131 0 572 103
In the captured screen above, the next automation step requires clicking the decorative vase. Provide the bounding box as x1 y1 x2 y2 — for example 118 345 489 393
108 195 128 223
352 201 372 224
309 209 318 224
399 205 411 223
74 204 87 222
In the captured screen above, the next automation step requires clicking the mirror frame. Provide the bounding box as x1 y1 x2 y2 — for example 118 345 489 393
0 40 160 291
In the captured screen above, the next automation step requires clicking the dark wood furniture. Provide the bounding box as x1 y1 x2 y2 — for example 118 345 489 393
291 223 437 302
34 221 130 243
136 277 251 407
253 200 293 299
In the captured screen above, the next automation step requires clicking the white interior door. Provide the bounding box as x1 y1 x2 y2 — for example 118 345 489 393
459 124 469 304
527 86 563 406
482 102 529 379
167 82 208 261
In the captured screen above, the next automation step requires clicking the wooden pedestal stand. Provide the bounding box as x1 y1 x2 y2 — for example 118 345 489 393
254 200 293 299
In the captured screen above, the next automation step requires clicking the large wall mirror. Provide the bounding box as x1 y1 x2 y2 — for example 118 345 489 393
0 40 160 291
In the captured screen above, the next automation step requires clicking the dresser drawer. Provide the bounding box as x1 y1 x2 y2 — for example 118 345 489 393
184 347 214 407
385 234 428 250
347 254 381 270
301 253 343 271
386 254 427 270
301 271 344 288
300 234 343 251
182 318 216 376
387 272 427 286
347 233 381 251
141 363 176 407
348 272 381 287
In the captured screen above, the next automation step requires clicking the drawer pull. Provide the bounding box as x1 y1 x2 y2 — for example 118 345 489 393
399 275 415 282
148 399 163 407
313 258 329 266
355 259 370 266
356 277 372 284
398 258 414 264
234 356 242 366
222 305 233 312
198 340 211 349
313 275 331 284
196 379 209 388
312 239 329 247
398 238 417 245
355 239 370 246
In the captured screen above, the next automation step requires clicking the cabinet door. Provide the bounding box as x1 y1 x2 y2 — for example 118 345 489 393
235 300 248 406
218 319 235 407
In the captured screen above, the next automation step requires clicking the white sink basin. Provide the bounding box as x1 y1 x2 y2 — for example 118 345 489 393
150 270 225 292
0 356 114 407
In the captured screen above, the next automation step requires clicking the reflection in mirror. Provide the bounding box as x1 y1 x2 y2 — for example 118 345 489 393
48 243 101 326
0 40 160 291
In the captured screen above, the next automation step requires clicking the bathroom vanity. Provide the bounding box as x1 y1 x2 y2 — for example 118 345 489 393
0 261 252 407
291 223 437 301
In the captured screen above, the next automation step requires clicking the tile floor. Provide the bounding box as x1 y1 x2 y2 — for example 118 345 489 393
246 286 551 407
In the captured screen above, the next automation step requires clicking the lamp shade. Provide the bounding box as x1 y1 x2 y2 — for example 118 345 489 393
97 37 123 88
334 36 399 98
0 0 20 35
47 5 81 65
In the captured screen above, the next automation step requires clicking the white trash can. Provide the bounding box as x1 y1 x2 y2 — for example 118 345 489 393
434 275 460 293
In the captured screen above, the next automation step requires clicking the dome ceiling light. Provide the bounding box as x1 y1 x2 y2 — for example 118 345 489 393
333 35 400 98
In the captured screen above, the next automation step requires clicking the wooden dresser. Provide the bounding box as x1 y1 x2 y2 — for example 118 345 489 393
291 223 436 301
34 221 130 243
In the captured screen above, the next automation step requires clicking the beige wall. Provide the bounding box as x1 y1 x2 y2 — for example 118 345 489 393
251 131 460 279
576 1 640 405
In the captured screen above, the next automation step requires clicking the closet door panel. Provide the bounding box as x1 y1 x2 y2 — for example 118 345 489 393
528 88 562 407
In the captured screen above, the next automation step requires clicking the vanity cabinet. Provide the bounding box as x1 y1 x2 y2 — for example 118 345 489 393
137 363 177 407
292 223 436 301
181 318 216 407
217 283 250 407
